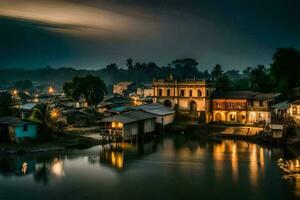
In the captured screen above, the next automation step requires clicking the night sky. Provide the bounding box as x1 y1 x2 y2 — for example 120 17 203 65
0 0 300 70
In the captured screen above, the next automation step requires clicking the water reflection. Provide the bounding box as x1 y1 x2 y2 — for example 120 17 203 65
100 148 124 169
231 143 238 181
278 157 300 199
0 155 65 184
0 136 299 199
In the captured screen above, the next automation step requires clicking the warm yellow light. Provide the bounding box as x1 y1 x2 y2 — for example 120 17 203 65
50 108 60 120
13 89 18 96
48 86 54 94
51 158 64 177
21 162 28 175
112 121 123 128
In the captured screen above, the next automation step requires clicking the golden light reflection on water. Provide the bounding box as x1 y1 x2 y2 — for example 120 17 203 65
278 157 300 198
21 162 28 175
51 158 65 177
210 141 265 185
249 144 258 187
213 143 225 180
96 139 273 190
101 150 124 169
231 143 238 181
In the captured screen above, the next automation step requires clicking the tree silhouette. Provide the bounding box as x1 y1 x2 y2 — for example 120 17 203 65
0 91 12 117
62 75 107 106
211 64 223 81
271 47 300 94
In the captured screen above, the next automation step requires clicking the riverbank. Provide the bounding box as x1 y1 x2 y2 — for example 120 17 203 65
0 133 101 156
167 120 300 146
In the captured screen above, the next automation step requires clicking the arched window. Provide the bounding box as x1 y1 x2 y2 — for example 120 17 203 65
167 89 171 96
197 90 202 97
158 89 163 96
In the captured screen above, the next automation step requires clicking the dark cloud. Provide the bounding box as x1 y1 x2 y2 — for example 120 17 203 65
0 0 300 70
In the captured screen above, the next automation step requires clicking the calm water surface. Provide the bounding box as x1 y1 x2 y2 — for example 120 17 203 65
0 135 299 200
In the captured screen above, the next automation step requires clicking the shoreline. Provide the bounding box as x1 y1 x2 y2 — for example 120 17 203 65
1 122 300 157
0 133 101 156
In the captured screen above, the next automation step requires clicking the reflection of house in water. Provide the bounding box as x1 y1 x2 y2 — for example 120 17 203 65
0 155 65 184
0 156 36 177
99 140 160 170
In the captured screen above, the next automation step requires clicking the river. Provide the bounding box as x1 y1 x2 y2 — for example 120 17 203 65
0 135 299 200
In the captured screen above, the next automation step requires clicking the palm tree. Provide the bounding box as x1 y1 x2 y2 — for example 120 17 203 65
249 65 266 92
211 64 223 80
29 103 59 134
215 75 231 91
126 58 133 71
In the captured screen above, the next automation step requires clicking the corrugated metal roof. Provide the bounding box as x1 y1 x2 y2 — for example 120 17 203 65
21 103 37 110
133 103 175 116
101 110 156 124
212 91 280 100
271 100 290 110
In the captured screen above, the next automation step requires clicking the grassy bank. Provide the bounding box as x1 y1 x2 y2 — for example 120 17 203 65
0 133 101 156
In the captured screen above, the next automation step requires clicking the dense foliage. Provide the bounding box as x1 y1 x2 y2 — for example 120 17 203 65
1 48 300 95
62 75 107 106
0 92 12 117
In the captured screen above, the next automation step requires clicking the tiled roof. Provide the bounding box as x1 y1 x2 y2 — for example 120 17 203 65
212 91 280 100
212 91 254 99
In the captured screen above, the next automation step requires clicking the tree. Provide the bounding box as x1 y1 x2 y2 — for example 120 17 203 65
62 75 107 106
126 58 133 71
171 58 199 78
29 103 63 134
249 65 266 92
242 67 252 77
29 103 55 134
271 47 300 94
215 75 231 91
29 103 49 125
106 63 118 72
0 91 12 117
249 65 275 92
211 64 223 80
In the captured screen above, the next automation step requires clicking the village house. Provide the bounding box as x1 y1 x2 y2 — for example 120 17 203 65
0 117 37 143
153 75 215 121
271 99 300 121
132 103 175 126
113 82 136 95
287 100 300 122
136 84 153 98
62 110 94 127
101 110 156 140
97 96 135 112
212 91 279 125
